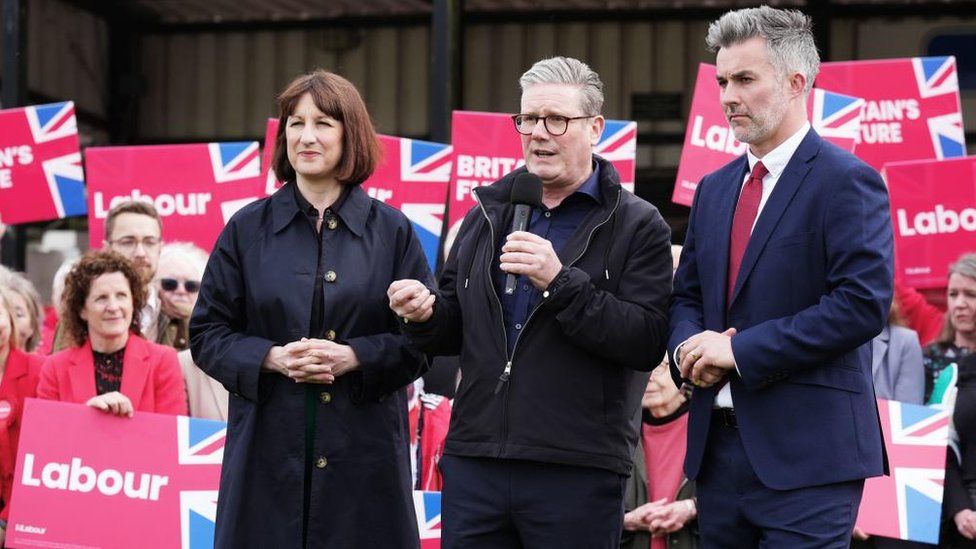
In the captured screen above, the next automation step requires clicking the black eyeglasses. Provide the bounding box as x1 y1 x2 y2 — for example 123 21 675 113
511 114 595 136
160 278 201 293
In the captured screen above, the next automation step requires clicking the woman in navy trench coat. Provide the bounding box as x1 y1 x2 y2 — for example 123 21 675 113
189 70 433 548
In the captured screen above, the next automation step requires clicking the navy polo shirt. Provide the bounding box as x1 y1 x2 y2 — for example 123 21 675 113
495 163 601 356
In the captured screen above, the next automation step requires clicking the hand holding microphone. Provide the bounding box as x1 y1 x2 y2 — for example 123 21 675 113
499 173 562 292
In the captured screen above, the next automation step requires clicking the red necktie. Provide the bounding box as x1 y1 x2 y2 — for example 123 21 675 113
727 161 768 303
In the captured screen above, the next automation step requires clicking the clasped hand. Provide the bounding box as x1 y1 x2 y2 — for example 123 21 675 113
679 328 737 388
263 338 360 384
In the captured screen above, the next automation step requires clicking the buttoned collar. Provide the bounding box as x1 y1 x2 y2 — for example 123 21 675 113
272 182 371 237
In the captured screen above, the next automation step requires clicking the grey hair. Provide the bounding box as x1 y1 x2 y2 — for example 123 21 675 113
157 241 209 281
950 253 976 281
519 57 605 115
706 6 820 94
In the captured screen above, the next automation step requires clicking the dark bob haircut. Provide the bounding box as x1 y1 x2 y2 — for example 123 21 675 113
62 250 146 348
271 70 382 186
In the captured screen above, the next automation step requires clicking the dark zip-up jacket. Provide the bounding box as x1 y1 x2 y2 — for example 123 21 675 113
403 156 672 475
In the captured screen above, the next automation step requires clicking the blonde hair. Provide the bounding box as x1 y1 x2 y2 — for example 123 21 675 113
0 287 20 350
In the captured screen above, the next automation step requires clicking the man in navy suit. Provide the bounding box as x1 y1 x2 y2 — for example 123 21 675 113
669 6 893 547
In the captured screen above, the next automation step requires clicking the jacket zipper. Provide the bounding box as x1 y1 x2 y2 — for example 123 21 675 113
472 191 512 393
489 187 623 394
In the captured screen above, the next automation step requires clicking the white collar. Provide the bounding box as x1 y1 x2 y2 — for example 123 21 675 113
747 121 811 178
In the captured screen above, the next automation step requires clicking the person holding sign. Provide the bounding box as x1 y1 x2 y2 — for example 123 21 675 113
389 56 672 548
37 250 187 418
190 70 432 549
0 286 43 544
669 7 892 547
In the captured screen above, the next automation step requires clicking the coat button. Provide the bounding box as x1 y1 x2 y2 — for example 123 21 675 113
326 217 338 230
319 392 332 404
315 456 328 469
325 271 337 282
325 329 336 341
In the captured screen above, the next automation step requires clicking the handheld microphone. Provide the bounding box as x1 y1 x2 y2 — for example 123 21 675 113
504 173 544 295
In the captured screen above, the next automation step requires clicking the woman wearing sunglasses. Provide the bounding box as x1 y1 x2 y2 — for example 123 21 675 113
154 242 207 351
156 242 228 421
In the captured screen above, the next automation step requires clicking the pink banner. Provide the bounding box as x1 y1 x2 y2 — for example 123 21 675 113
9 399 442 549
85 142 264 251
673 63 864 206
856 399 948 544
884 156 976 288
0 102 85 225
9 398 223 549
817 56 966 171
448 110 636 244
260 120 451 269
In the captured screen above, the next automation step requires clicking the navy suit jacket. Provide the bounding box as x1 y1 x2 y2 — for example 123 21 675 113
669 130 893 490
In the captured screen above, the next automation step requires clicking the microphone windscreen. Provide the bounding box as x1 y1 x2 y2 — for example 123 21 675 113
510 172 543 206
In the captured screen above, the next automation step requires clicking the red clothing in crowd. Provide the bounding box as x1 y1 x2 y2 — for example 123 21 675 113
0 348 43 522
37 306 58 356
408 393 451 491
641 414 689 549
37 335 187 415
895 281 945 346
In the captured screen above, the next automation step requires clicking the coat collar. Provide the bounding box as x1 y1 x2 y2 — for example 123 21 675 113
67 334 151 406
473 155 622 265
271 182 372 237
474 154 620 210
727 130 821 308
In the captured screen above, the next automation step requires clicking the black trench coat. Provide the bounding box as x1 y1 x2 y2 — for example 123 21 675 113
189 183 433 548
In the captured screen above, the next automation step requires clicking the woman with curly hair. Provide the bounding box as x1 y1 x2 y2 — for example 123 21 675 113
37 250 186 417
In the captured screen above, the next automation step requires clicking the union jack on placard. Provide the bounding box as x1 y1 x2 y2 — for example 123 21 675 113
180 490 218 549
861 400 949 544
209 142 261 183
595 121 637 161
25 101 77 144
401 139 453 182
42 152 86 218
177 416 226 465
927 112 966 159
810 89 864 140
414 491 442 548
913 56 959 99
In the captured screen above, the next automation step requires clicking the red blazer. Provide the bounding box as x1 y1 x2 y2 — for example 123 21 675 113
0 348 43 521
37 334 187 416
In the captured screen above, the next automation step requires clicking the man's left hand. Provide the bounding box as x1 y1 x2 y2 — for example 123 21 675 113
680 328 737 388
499 231 563 290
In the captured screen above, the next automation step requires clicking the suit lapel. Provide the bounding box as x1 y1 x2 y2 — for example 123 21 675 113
68 341 98 402
119 336 151 409
729 131 820 307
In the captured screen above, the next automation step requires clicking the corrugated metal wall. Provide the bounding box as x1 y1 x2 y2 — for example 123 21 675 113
8 0 974 162
21 0 107 118
131 14 975 165
137 25 430 141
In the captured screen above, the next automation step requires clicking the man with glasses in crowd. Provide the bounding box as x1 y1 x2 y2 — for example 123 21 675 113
52 201 172 351
389 56 672 548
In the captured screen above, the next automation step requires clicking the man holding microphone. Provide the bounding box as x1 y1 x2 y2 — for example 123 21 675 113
389 56 672 548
